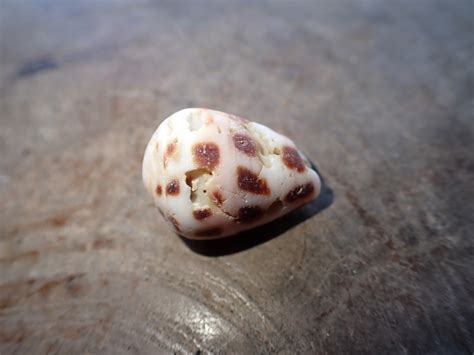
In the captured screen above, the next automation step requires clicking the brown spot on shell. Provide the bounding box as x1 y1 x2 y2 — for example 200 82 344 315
237 206 264 223
194 227 223 238
282 146 306 173
166 179 180 195
237 166 270 195
232 133 257 156
166 142 176 156
193 142 220 170
267 199 283 215
212 191 224 205
156 184 162 196
285 183 315 203
193 208 213 220
163 141 177 167
168 215 180 232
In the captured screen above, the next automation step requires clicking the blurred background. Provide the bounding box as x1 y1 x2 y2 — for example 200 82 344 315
1 0 473 353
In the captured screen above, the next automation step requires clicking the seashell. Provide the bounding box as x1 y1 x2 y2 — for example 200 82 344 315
142 108 321 239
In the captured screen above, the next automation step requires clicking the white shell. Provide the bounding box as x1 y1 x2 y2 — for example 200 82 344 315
142 108 321 239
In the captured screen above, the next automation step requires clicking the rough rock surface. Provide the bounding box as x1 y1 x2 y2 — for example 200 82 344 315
0 1 473 354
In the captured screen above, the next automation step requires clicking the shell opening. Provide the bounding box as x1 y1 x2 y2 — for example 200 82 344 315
185 168 212 204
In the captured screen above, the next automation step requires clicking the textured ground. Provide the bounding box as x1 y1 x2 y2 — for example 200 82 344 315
1 0 473 353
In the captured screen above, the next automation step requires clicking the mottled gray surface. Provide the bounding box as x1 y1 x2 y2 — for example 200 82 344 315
1 0 473 354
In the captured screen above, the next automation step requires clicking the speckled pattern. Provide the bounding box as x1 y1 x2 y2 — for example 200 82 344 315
0 1 473 353
142 108 320 238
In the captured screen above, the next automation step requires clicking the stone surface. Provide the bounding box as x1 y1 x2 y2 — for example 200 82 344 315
0 0 473 353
